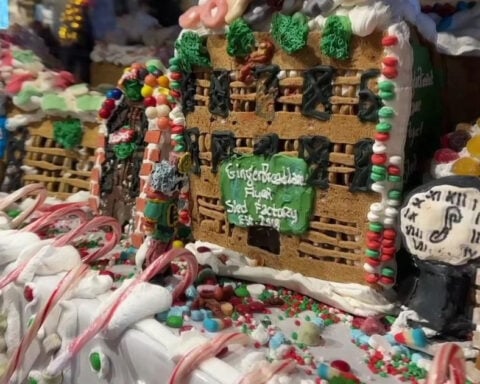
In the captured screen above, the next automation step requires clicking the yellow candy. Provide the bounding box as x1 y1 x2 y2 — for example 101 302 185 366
467 135 480 158
141 85 153 98
452 157 480 176
172 240 184 249
157 76 170 88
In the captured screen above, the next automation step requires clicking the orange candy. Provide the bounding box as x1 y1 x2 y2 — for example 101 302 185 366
467 135 480 158
157 76 170 88
157 116 170 130
452 157 480 176
144 74 158 87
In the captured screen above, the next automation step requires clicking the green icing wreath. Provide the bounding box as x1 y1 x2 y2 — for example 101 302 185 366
53 119 83 149
227 18 256 58
114 142 137 160
175 31 211 72
271 12 309 54
321 15 353 60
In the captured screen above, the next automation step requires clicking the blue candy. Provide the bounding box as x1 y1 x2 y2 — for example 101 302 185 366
191 310 204 322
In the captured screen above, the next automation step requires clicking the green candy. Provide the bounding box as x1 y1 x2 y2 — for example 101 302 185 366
113 142 137 160
376 122 392 132
7 209 21 218
169 64 180 73
170 81 181 90
371 172 386 182
378 81 395 92
169 57 181 66
369 222 383 232
378 107 395 118
372 165 386 175
388 175 402 183
89 352 102 372
379 91 395 100
381 267 395 277
235 286 250 298
365 249 380 258
291 331 298 340
166 315 184 328
388 190 402 200
27 378 38 384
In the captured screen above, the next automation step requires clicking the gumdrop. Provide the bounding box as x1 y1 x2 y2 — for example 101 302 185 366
360 316 387 336
452 157 480 176
467 135 480 158
448 130 471 152
433 148 459 163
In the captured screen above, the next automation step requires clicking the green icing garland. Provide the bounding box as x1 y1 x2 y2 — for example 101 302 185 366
114 142 137 160
175 31 211 72
53 119 83 149
226 18 256 58
124 79 143 102
321 15 353 60
271 12 309 54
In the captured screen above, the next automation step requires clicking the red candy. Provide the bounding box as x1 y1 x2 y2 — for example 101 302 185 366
24 285 34 302
143 96 157 107
434 148 460 164
365 273 379 284
99 270 115 280
388 165 401 175
379 276 395 285
366 231 382 241
367 240 381 250
371 153 387 165
382 67 398 79
382 35 398 46
366 257 381 267
103 98 116 110
331 360 351 373
99 108 111 119
375 132 390 141
383 229 396 240
382 57 398 67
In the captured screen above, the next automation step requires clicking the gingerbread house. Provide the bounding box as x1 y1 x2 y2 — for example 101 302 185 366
173 1 480 288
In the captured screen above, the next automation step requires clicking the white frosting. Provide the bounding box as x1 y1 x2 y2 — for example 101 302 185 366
0 232 43 267
187 241 396 316
97 280 172 339
17 245 81 283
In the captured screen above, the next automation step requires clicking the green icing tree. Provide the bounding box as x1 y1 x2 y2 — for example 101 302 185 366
227 18 256 58
175 31 211 72
271 12 309 54
321 15 353 60
53 119 83 149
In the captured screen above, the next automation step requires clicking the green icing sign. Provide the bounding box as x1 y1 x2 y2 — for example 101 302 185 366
220 154 315 234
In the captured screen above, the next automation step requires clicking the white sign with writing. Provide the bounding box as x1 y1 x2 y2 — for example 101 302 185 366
400 185 480 265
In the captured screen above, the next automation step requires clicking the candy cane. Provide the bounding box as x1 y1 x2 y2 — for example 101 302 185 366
426 343 466 384
1 263 90 384
55 216 122 263
0 184 47 229
21 203 88 234
237 359 297 384
45 248 198 378
169 332 252 384
0 216 120 291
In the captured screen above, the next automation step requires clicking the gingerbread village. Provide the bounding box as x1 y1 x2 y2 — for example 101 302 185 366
3 0 480 380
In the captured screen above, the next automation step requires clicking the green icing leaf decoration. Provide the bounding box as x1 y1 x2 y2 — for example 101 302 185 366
175 31 211 72
226 18 255 58
53 119 84 149
114 142 137 160
321 15 353 60
271 12 309 55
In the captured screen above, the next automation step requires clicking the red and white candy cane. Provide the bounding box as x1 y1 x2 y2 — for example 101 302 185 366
0 184 47 229
426 343 466 384
56 216 122 263
238 359 297 384
0 216 120 291
1 263 90 384
44 248 198 378
21 202 88 234
168 332 252 384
